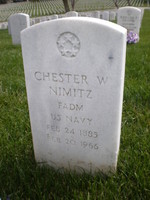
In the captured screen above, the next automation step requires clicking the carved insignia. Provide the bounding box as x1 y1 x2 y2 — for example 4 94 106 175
57 32 80 58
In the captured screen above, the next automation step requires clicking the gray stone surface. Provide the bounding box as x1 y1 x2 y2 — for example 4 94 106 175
21 17 127 174
117 6 142 34
9 13 30 45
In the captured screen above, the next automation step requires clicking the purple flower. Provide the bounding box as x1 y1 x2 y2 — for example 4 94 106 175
127 31 139 44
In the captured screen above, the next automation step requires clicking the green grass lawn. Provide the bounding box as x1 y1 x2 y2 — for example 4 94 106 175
0 10 150 200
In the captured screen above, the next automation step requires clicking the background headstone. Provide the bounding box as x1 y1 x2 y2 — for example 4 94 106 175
30 19 35 26
21 17 127 174
34 18 41 24
50 15 58 20
9 13 30 45
109 11 116 21
117 6 142 34
78 12 90 17
65 11 78 17
40 17 47 22
102 11 109 21
0 22 7 30
91 11 101 18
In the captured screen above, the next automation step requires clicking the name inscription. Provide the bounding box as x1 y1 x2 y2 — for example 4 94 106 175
34 71 108 99
34 70 109 151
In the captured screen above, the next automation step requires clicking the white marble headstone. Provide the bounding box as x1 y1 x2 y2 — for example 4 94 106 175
21 17 127 174
79 12 89 17
9 13 30 45
117 7 142 34
40 17 47 22
34 18 41 24
0 23 7 30
30 19 35 26
110 11 116 21
102 11 109 21
50 15 58 20
65 11 78 17
91 11 101 19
